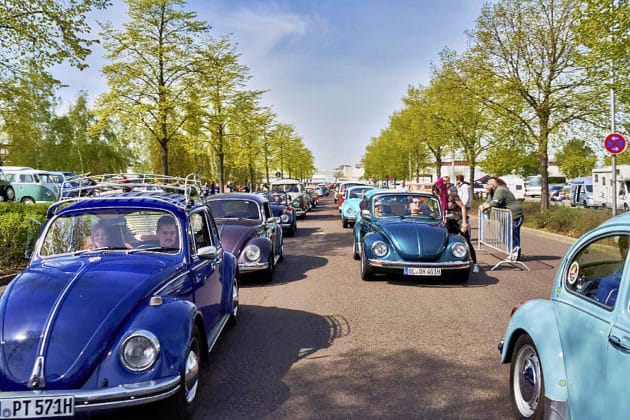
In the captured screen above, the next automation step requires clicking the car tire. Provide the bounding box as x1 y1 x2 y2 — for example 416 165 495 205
262 253 274 283
5 186 15 201
342 218 348 228
510 334 545 420
227 272 239 328
352 240 360 260
159 326 202 420
360 246 375 281
21 197 35 204
288 222 296 237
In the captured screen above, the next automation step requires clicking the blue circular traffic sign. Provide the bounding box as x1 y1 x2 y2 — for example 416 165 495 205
605 133 626 154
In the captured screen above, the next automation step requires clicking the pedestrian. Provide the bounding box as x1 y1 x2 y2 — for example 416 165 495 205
479 176 524 260
455 175 471 211
436 180 479 272
442 176 458 196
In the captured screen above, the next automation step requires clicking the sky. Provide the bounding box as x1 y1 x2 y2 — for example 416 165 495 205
53 0 491 171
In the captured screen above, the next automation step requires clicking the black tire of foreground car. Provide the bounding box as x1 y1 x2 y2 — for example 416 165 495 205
360 247 375 281
159 326 202 420
510 334 545 420
228 273 239 328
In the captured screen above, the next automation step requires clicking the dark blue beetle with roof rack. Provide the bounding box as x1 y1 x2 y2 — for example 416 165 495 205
0 174 238 419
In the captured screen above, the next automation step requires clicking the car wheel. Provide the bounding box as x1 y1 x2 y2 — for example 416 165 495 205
21 197 35 204
582 200 588 208
278 241 284 262
288 222 296 237
227 272 239 327
262 253 274 283
352 239 360 260
510 334 545 420
160 326 202 419
360 246 375 281
625 203 629 212
5 187 15 201
342 218 348 228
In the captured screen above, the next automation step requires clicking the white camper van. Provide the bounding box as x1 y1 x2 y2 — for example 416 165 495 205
592 165 630 210
569 176 594 208
501 175 525 200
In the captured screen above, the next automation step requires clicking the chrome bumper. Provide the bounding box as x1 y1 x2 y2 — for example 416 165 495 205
1 375 180 413
368 259 471 270
239 261 269 273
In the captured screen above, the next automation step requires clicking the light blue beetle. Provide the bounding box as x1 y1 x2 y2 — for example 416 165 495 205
499 212 630 419
340 185 378 228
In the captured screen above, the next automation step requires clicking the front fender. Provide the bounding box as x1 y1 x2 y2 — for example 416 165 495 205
86 298 197 388
501 299 568 402
242 236 273 262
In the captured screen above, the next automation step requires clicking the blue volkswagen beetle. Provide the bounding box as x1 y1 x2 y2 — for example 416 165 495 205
0 178 238 419
263 190 297 236
499 213 630 419
340 185 377 228
353 190 471 281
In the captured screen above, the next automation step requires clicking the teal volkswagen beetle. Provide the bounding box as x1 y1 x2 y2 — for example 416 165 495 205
499 212 630 419
352 189 471 282
340 185 377 228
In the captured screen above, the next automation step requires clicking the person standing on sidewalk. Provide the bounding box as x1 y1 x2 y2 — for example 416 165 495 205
479 176 524 260
455 175 471 212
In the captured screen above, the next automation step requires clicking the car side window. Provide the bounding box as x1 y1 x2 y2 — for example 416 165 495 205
189 211 211 253
565 234 629 309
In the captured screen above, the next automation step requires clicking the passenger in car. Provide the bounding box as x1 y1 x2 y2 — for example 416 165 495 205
374 202 392 217
595 235 629 307
87 221 117 248
156 215 179 248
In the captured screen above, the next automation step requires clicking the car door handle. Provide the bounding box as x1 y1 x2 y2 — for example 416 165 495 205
608 334 630 351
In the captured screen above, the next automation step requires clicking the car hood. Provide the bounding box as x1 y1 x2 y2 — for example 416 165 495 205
378 219 447 260
217 222 257 255
0 255 179 390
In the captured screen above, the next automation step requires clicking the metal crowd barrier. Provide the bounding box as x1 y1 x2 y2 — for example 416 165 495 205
477 207 530 271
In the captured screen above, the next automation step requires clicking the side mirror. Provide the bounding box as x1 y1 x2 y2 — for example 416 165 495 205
361 209 370 217
197 245 218 260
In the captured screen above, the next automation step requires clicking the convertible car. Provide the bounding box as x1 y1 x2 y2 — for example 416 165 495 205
499 213 630 419
0 176 238 419
206 193 283 282
353 190 471 282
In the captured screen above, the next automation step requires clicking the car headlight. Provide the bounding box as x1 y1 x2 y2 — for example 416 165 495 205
244 244 261 261
281 213 289 222
120 330 160 372
292 198 301 207
451 243 468 258
372 241 388 257
346 208 356 217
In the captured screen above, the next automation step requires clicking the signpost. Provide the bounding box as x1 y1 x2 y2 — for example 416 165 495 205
605 133 626 215
605 133 626 154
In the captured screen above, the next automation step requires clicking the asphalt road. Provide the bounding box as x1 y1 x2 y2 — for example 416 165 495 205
3 196 577 419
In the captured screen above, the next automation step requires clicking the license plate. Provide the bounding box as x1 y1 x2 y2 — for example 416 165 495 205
405 267 441 276
0 396 74 418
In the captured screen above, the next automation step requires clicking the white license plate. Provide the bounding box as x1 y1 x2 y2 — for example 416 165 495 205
405 267 441 276
0 396 74 418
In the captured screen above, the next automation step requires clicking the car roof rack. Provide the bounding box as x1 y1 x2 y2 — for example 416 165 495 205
59 173 202 205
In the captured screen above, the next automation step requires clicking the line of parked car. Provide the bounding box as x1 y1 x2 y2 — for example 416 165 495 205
0 173 331 419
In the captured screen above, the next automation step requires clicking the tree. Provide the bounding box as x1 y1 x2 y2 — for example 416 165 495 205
97 0 210 175
193 36 257 190
464 0 602 209
0 0 107 104
555 138 597 179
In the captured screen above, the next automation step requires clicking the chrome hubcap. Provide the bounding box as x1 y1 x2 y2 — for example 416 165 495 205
514 344 541 416
184 346 199 403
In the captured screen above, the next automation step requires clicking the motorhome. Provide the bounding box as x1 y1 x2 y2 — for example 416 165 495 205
592 165 630 210
501 175 525 200
524 175 566 198
569 176 594 208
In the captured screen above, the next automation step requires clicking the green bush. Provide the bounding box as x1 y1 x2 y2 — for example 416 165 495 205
522 201 611 238
0 203 49 275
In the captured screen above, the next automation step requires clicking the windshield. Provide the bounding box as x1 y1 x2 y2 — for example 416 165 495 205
372 193 442 219
39 209 181 257
208 199 261 220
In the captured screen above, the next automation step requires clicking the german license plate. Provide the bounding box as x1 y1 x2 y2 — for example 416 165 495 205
0 395 74 418
405 267 441 276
